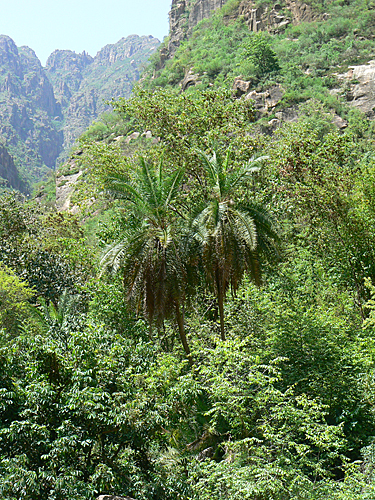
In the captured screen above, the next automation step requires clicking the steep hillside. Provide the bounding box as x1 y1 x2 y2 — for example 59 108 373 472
0 34 159 190
46 35 160 161
168 0 230 55
143 0 375 134
0 144 27 193
49 0 375 213
0 35 63 187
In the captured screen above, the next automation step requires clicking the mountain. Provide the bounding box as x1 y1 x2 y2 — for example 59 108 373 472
0 144 27 193
0 34 160 191
168 0 229 56
146 0 375 126
0 35 63 188
46 35 160 161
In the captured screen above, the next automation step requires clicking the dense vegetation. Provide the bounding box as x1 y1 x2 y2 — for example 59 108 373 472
4 0 375 498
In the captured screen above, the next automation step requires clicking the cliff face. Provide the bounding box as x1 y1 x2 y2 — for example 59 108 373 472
168 0 229 55
0 35 63 186
237 0 323 33
46 35 160 160
0 145 27 192
167 0 324 57
0 35 159 187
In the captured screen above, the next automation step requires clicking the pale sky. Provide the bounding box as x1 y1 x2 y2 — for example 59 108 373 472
0 0 172 65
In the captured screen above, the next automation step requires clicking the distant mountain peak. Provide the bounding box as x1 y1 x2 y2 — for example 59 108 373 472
0 33 160 188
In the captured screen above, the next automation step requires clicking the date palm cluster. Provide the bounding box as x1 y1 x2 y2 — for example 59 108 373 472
101 149 279 365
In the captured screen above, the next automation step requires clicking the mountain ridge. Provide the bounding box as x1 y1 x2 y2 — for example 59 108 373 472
0 33 160 190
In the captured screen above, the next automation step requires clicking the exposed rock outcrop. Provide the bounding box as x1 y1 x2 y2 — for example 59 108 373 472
337 60 375 118
46 35 160 160
55 160 82 211
0 145 27 192
238 0 325 33
0 34 160 186
245 84 284 115
168 0 229 56
0 35 64 184
167 0 325 59
233 77 253 97
181 68 201 90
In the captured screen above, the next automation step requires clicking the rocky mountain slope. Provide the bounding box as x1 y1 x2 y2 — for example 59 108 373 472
0 34 159 191
0 35 63 188
46 35 159 161
0 144 27 193
168 0 229 55
147 0 375 123
17 0 375 204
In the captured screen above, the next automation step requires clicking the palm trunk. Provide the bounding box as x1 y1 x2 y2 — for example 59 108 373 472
218 287 226 341
175 302 193 367
216 272 226 341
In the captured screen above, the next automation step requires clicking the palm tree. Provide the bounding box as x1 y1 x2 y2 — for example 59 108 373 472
191 147 279 341
100 157 194 365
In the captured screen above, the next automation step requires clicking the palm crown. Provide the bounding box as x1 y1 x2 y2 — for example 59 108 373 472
191 147 279 340
101 157 193 363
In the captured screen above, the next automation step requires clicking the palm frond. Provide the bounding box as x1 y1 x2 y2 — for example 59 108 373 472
225 155 268 195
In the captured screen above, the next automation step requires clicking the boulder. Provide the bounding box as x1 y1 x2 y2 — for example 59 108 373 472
245 84 284 115
274 107 298 122
125 131 140 144
339 60 375 117
331 114 348 129
181 69 201 91
233 77 252 97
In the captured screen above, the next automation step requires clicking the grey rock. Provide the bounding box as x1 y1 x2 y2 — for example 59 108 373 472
181 69 201 91
0 145 27 192
125 131 140 143
338 60 375 118
55 161 82 211
274 107 298 122
238 0 322 33
197 446 214 461
245 84 284 115
331 114 348 129
47 35 160 163
267 118 281 130
168 0 230 56
233 77 252 97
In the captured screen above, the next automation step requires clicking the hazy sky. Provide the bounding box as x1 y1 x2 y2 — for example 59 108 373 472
0 0 172 65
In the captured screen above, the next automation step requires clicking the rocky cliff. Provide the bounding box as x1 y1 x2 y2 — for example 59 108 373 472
168 0 229 55
46 35 159 160
0 35 63 187
0 34 159 189
167 0 325 57
235 0 325 33
0 144 27 192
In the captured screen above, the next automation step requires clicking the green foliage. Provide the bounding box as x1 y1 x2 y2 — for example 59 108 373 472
191 147 279 340
268 121 375 310
100 156 195 362
146 15 276 88
0 263 34 332
0 194 93 306
112 87 259 181
5 1 375 495
243 32 280 78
